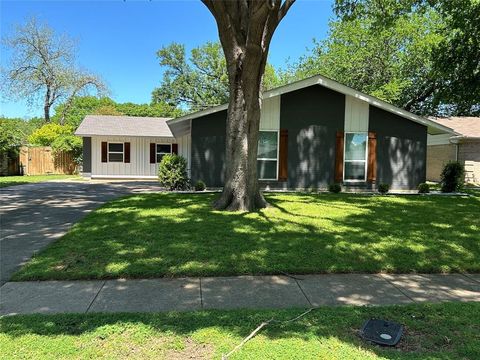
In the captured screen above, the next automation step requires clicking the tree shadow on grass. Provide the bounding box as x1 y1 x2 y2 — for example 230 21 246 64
12 192 480 281
1 302 479 359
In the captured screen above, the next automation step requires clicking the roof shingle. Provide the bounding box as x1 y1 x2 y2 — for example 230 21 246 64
429 117 480 138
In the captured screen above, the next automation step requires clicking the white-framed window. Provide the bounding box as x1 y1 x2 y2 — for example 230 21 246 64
156 144 172 163
343 132 368 181
108 142 124 162
257 130 279 180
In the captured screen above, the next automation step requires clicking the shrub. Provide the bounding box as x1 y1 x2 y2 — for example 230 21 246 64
440 161 464 193
328 183 341 193
194 180 206 191
378 183 390 194
28 123 73 146
51 135 83 164
417 182 430 194
158 154 190 191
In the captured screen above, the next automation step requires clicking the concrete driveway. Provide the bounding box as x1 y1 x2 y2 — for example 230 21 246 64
0 180 162 285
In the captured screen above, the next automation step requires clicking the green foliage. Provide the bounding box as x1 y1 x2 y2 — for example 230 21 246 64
378 183 390 194
331 0 480 116
52 96 182 128
152 42 280 112
417 183 430 194
28 123 73 146
440 161 464 193
328 183 342 193
194 180 206 192
0 117 43 152
158 154 190 191
51 135 83 163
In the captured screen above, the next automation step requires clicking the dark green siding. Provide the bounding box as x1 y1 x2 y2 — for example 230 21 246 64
369 106 427 189
190 110 227 187
82 137 91 173
279 85 345 189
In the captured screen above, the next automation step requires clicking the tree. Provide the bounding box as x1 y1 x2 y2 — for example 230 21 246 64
1 17 107 122
28 123 73 146
201 0 295 211
280 10 444 114
333 0 480 116
151 41 282 113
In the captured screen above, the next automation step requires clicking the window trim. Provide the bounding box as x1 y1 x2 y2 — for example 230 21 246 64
257 130 279 181
107 142 124 163
156 143 172 163
343 132 368 182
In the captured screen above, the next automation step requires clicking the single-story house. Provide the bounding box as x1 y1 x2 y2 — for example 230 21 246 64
427 117 480 184
75 74 454 190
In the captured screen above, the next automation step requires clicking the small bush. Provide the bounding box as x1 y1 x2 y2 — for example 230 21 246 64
440 161 464 193
328 183 341 193
378 183 390 194
194 180 206 191
158 154 189 191
417 182 430 194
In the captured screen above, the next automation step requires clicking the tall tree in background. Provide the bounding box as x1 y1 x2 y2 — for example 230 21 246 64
333 0 480 116
152 41 281 112
201 0 295 211
1 17 107 122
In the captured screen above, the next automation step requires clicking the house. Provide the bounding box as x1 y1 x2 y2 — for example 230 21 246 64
76 74 454 190
427 117 480 184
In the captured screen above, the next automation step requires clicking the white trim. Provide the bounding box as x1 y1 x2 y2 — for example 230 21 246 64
167 74 456 135
257 130 279 181
107 142 124 163
343 132 368 182
92 175 158 179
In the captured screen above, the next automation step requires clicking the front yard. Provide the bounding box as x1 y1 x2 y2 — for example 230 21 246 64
1 302 479 359
13 192 480 280
0 174 80 188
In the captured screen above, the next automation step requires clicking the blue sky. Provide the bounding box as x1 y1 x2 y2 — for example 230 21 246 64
1 0 334 118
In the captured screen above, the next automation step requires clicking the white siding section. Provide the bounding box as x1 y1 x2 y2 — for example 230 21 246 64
427 134 452 146
344 95 369 132
91 135 191 178
260 96 281 130
176 133 192 175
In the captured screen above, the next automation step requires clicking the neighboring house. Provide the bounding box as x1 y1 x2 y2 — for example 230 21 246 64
76 74 454 190
427 117 480 184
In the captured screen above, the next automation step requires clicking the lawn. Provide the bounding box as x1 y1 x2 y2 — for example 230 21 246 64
12 192 480 280
0 174 80 188
1 303 479 359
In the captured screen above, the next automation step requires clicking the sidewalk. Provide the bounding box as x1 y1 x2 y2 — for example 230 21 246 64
1 273 479 316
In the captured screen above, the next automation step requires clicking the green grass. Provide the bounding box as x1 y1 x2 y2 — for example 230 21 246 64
1 303 479 359
0 174 80 188
13 192 480 280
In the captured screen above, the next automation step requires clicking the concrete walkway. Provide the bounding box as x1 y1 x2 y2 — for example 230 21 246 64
0 180 162 285
1 273 479 315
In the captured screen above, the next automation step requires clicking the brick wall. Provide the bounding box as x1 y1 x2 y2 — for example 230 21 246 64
426 144 456 182
458 140 480 184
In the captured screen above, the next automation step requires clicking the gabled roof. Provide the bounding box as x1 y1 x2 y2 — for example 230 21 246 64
75 115 174 138
167 74 455 135
429 116 480 138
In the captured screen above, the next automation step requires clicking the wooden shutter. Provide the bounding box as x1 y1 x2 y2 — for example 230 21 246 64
101 142 107 163
367 131 377 182
278 129 288 181
172 143 178 155
334 131 344 182
124 142 130 163
150 143 156 164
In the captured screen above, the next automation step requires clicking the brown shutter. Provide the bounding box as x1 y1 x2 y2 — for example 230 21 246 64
278 129 288 181
124 142 130 163
172 143 178 155
150 143 156 164
101 142 107 163
367 131 377 182
334 131 344 182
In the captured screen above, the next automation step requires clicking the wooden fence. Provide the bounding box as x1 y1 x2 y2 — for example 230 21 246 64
19 146 77 175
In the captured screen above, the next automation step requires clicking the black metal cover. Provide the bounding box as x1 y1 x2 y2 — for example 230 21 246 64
360 318 403 346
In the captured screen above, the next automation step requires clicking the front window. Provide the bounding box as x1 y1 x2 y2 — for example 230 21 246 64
156 144 172 163
108 143 124 162
344 133 367 181
257 131 278 180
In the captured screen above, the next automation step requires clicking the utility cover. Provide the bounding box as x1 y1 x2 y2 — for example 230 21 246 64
360 319 403 346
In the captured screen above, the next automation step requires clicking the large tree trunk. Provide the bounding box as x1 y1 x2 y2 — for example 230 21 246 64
44 87 51 122
213 56 269 211
203 0 295 211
